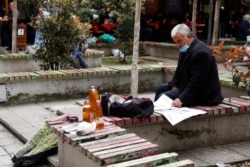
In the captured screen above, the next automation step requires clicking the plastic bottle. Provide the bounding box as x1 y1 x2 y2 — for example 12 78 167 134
88 85 100 123
95 100 104 130
88 85 100 109
82 97 91 122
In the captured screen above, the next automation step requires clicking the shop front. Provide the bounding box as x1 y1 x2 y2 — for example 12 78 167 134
144 0 249 42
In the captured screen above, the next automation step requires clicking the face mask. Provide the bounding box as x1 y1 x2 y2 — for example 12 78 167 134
179 44 189 52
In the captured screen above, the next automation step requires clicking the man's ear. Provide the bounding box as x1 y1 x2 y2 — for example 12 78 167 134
187 34 192 38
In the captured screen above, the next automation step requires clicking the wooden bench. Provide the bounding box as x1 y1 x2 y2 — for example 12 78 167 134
50 95 250 153
49 120 194 167
73 97 250 127
47 96 250 166
104 96 250 152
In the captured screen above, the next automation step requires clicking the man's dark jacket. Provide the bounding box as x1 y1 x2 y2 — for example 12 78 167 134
236 21 250 41
168 38 223 106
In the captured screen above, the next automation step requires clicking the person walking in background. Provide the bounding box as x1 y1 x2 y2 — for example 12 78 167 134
154 23 223 107
236 7 245 23
33 5 50 46
183 12 191 27
70 38 88 69
236 14 250 41
140 10 152 41
0 5 5 49
225 9 239 37
1 1 19 50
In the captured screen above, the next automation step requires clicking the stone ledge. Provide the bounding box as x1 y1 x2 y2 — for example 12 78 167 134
0 50 104 72
0 53 33 59
0 65 248 104
140 41 176 48
0 64 243 92
0 65 163 104
0 65 162 82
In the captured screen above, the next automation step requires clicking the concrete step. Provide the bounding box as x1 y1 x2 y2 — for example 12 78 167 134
177 141 250 167
46 141 250 167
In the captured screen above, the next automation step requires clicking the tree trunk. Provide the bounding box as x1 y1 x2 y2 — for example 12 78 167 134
131 0 141 97
12 0 17 53
207 0 214 45
212 0 221 45
192 0 197 36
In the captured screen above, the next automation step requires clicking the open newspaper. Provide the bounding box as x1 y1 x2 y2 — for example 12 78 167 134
154 94 206 126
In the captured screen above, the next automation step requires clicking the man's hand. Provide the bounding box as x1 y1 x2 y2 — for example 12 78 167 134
172 98 183 108
172 86 178 90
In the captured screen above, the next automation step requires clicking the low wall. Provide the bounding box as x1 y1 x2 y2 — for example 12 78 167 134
0 65 248 105
139 41 240 63
140 42 178 60
125 113 250 152
0 52 103 73
0 54 41 73
0 66 163 104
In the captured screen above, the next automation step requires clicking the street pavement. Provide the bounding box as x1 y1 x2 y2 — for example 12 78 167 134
0 123 51 167
0 123 23 166
0 98 86 167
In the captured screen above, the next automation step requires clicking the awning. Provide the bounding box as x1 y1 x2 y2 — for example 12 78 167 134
241 0 250 7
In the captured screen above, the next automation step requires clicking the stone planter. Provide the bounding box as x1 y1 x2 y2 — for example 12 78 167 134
84 49 104 67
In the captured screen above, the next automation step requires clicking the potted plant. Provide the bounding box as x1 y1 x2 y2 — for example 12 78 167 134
210 41 250 96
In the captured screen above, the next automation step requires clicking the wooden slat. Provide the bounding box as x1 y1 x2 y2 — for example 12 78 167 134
64 124 127 145
132 117 141 124
156 159 194 167
106 152 179 167
153 112 165 122
121 117 133 125
227 97 250 112
107 116 125 126
194 106 217 116
149 114 158 123
213 105 226 115
59 70 77 77
240 96 250 100
103 116 116 124
222 99 246 113
88 139 148 158
217 103 234 114
141 117 150 124
80 133 139 155
95 142 160 166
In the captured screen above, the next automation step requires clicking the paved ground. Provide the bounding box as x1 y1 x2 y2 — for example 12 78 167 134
0 98 83 167
0 123 23 166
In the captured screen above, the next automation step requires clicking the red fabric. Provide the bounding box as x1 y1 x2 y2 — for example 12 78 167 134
92 24 100 33
100 23 118 31
147 22 159 30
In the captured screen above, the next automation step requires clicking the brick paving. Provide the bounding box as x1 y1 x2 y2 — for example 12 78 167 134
0 123 51 167
0 124 23 167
